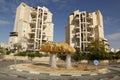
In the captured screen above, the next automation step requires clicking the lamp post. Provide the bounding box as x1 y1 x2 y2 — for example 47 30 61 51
13 46 17 69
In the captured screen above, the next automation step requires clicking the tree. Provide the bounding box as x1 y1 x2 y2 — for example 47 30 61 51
116 51 120 59
72 48 81 61
14 43 22 53
86 38 109 60
40 42 76 69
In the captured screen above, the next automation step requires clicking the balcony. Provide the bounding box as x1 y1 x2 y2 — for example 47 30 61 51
88 25 94 28
75 32 79 35
29 36 34 39
81 41 89 43
75 15 79 19
31 10 37 15
31 20 36 23
31 13 37 18
28 38 34 43
74 26 79 30
30 20 36 26
89 34 94 37
87 13 92 18
87 21 93 26
76 36 80 38
27 42 34 46
43 24 47 30
44 16 47 20
31 9 37 18
32 18 36 21
42 32 46 37
75 45 80 48
30 25 35 30
9 32 18 36
42 36 47 41
29 32 35 35
29 30 35 35
75 35 80 38
87 14 93 24
81 30 91 34
44 12 47 16
81 29 87 32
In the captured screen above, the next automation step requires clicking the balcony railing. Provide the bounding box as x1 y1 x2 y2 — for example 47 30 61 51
9 32 18 36
87 13 92 18
42 32 46 36
74 26 79 29
42 37 47 40
29 30 35 34
31 9 37 18
88 25 94 28
30 20 36 26
28 39 34 43
74 15 79 19
32 18 36 21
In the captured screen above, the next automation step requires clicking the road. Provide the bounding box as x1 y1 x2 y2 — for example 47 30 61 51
0 60 120 80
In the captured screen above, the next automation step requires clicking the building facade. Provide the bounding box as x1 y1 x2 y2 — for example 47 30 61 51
9 2 54 50
66 10 109 52
0 42 8 49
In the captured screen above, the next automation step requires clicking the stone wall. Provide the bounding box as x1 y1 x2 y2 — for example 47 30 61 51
3 55 49 63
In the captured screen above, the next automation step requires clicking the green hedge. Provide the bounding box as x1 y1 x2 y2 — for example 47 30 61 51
57 48 120 61
14 51 44 58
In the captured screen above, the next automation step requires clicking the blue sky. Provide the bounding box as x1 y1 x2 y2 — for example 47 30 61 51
0 0 120 49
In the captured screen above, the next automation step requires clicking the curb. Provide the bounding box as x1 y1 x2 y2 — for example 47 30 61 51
29 71 40 74
0 72 18 78
49 73 61 76
90 73 98 75
9 66 99 77
61 74 72 76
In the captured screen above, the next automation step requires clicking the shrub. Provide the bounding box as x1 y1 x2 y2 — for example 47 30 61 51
115 51 120 59
14 51 44 58
6 50 11 55
0 48 10 55
57 53 66 61
14 51 26 56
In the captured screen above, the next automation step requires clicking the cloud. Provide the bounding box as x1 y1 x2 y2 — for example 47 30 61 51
0 20 10 25
104 17 120 49
106 32 120 40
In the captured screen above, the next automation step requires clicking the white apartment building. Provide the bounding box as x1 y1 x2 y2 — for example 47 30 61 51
0 42 8 48
9 2 54 50
66 10 109 52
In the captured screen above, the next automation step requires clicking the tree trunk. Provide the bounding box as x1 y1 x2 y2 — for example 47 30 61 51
49 53 52 66
51 53 56 68
66 54 71 69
